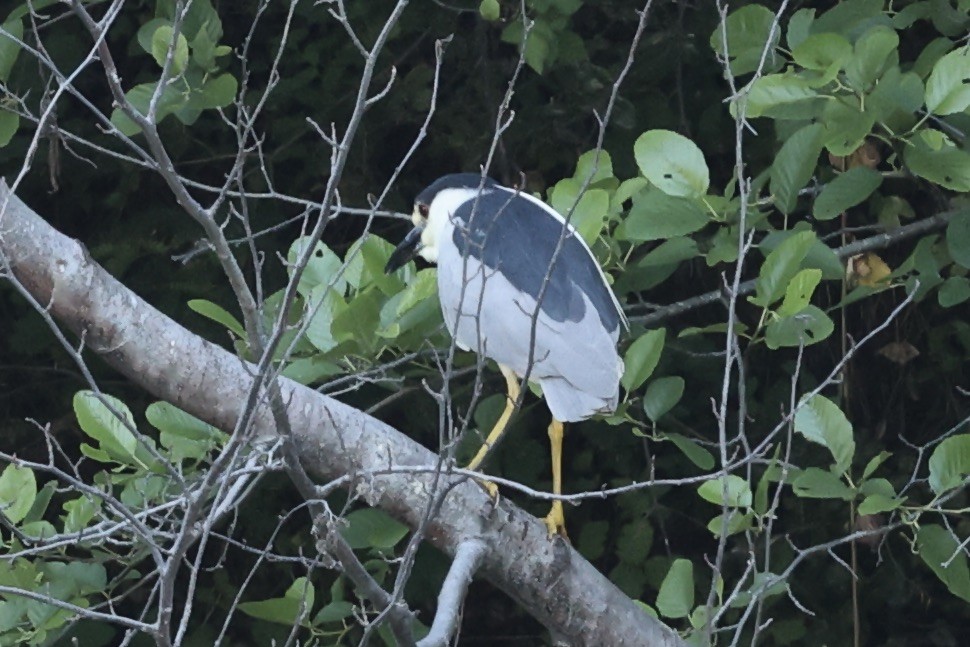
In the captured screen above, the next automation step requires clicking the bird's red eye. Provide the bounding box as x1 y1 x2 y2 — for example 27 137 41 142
418 203 429 218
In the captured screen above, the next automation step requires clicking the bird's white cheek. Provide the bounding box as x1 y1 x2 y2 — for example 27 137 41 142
419 228 438 262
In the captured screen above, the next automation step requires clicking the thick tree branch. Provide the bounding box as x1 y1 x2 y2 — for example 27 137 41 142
0 182 686 646
417 538 487 647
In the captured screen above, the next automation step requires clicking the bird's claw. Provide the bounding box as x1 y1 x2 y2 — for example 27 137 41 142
544 501 569 539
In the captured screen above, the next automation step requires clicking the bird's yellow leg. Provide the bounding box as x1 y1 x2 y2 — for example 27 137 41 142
544 418 568 537
465 365 520 498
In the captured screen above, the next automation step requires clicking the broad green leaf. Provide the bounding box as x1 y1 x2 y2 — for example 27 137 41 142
634 130 710 198
188 299 245 337
709 4 780 76
947 212 970 269
905 129 970 191
643 376 685 422
707 510 753 537
574 149 614 185
778 269 822 317
765 305 834 349
146 401 225 462
914 37 957 79
857 493 902 515
194 72 237 109
238 577 316 625
313 601 355 625
73 391 148 466
288 238 347 297
618 190 709 241
786 8 814 50
740 73 818 119
813 167 883 221
621 328 666 392
664 433 715 470
770 123 824 214
844 25 899 91
791 33 852 71
792 467 854 499
340 508 409 550
634 237 699 267
0 18 24 83
396 268 437 315
62 496 99 534
925 47 970 115
751 230 817 307
151 25 189 74
820 97 875 156
918 525 970 603
757 227 843 281
304 287 347 353
577 520 610 561
110 82 186 136
928 434 970 496
479 0 500 21
0 110 18 148
862 451 892 480
0 464 36 524
794 395 856 472
811 0 886 37
939 277 970 308
697 475 752 507
615 518 653 565
549 179 609 243
657 559 694 619
866 67 924 123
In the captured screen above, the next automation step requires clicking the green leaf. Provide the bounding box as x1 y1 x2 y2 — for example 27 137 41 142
479 0 500 21
151 25 189 74
664 433 715 470
778 268 823 317
918 525 970 603
947 212 970 269
62 496 99 534
765 305 834 349
925 47 970 115
0 18 24 83
643 376 685 422
697 475 752 507
549 180 609 244
187 299 245 337
340 508 409 550
110 81 186 136
791 33 851 71
820 97 875 156
238 577 316 625
634 237 699 267
194 72 237 109
740 73 818 119
939 277 970 308
305 287 347 353
0 464 36 524
73 391 151 467
794 395 856 472
928 434 970 496
289 238 347 297
770 123 824 214
146 401 225 462
313 600 355 625
708 5 780 76
656 559 694 619
574 149 614 185
857 493 902 515
844 25 899 92
621 328 666 391
707 510 753 537
751 231 817 308
0 110 18 148
618 190 709 241
812 168 883 221
792 467 854 499
862 451 891 480
634 130 710 198
905 129 970 191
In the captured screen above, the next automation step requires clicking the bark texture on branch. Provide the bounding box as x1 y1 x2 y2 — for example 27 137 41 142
0 181 684 646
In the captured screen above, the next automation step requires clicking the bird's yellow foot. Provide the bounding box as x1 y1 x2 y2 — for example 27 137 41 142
478 478 499 502
543 501 569 538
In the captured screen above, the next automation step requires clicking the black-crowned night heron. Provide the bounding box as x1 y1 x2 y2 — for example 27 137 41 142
385 173 625 536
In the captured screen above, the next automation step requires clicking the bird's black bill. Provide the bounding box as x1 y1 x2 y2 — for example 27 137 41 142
384 226 423 274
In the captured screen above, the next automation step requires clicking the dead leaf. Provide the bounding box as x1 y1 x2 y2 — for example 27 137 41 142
846 252 892 287
878 341 920 365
